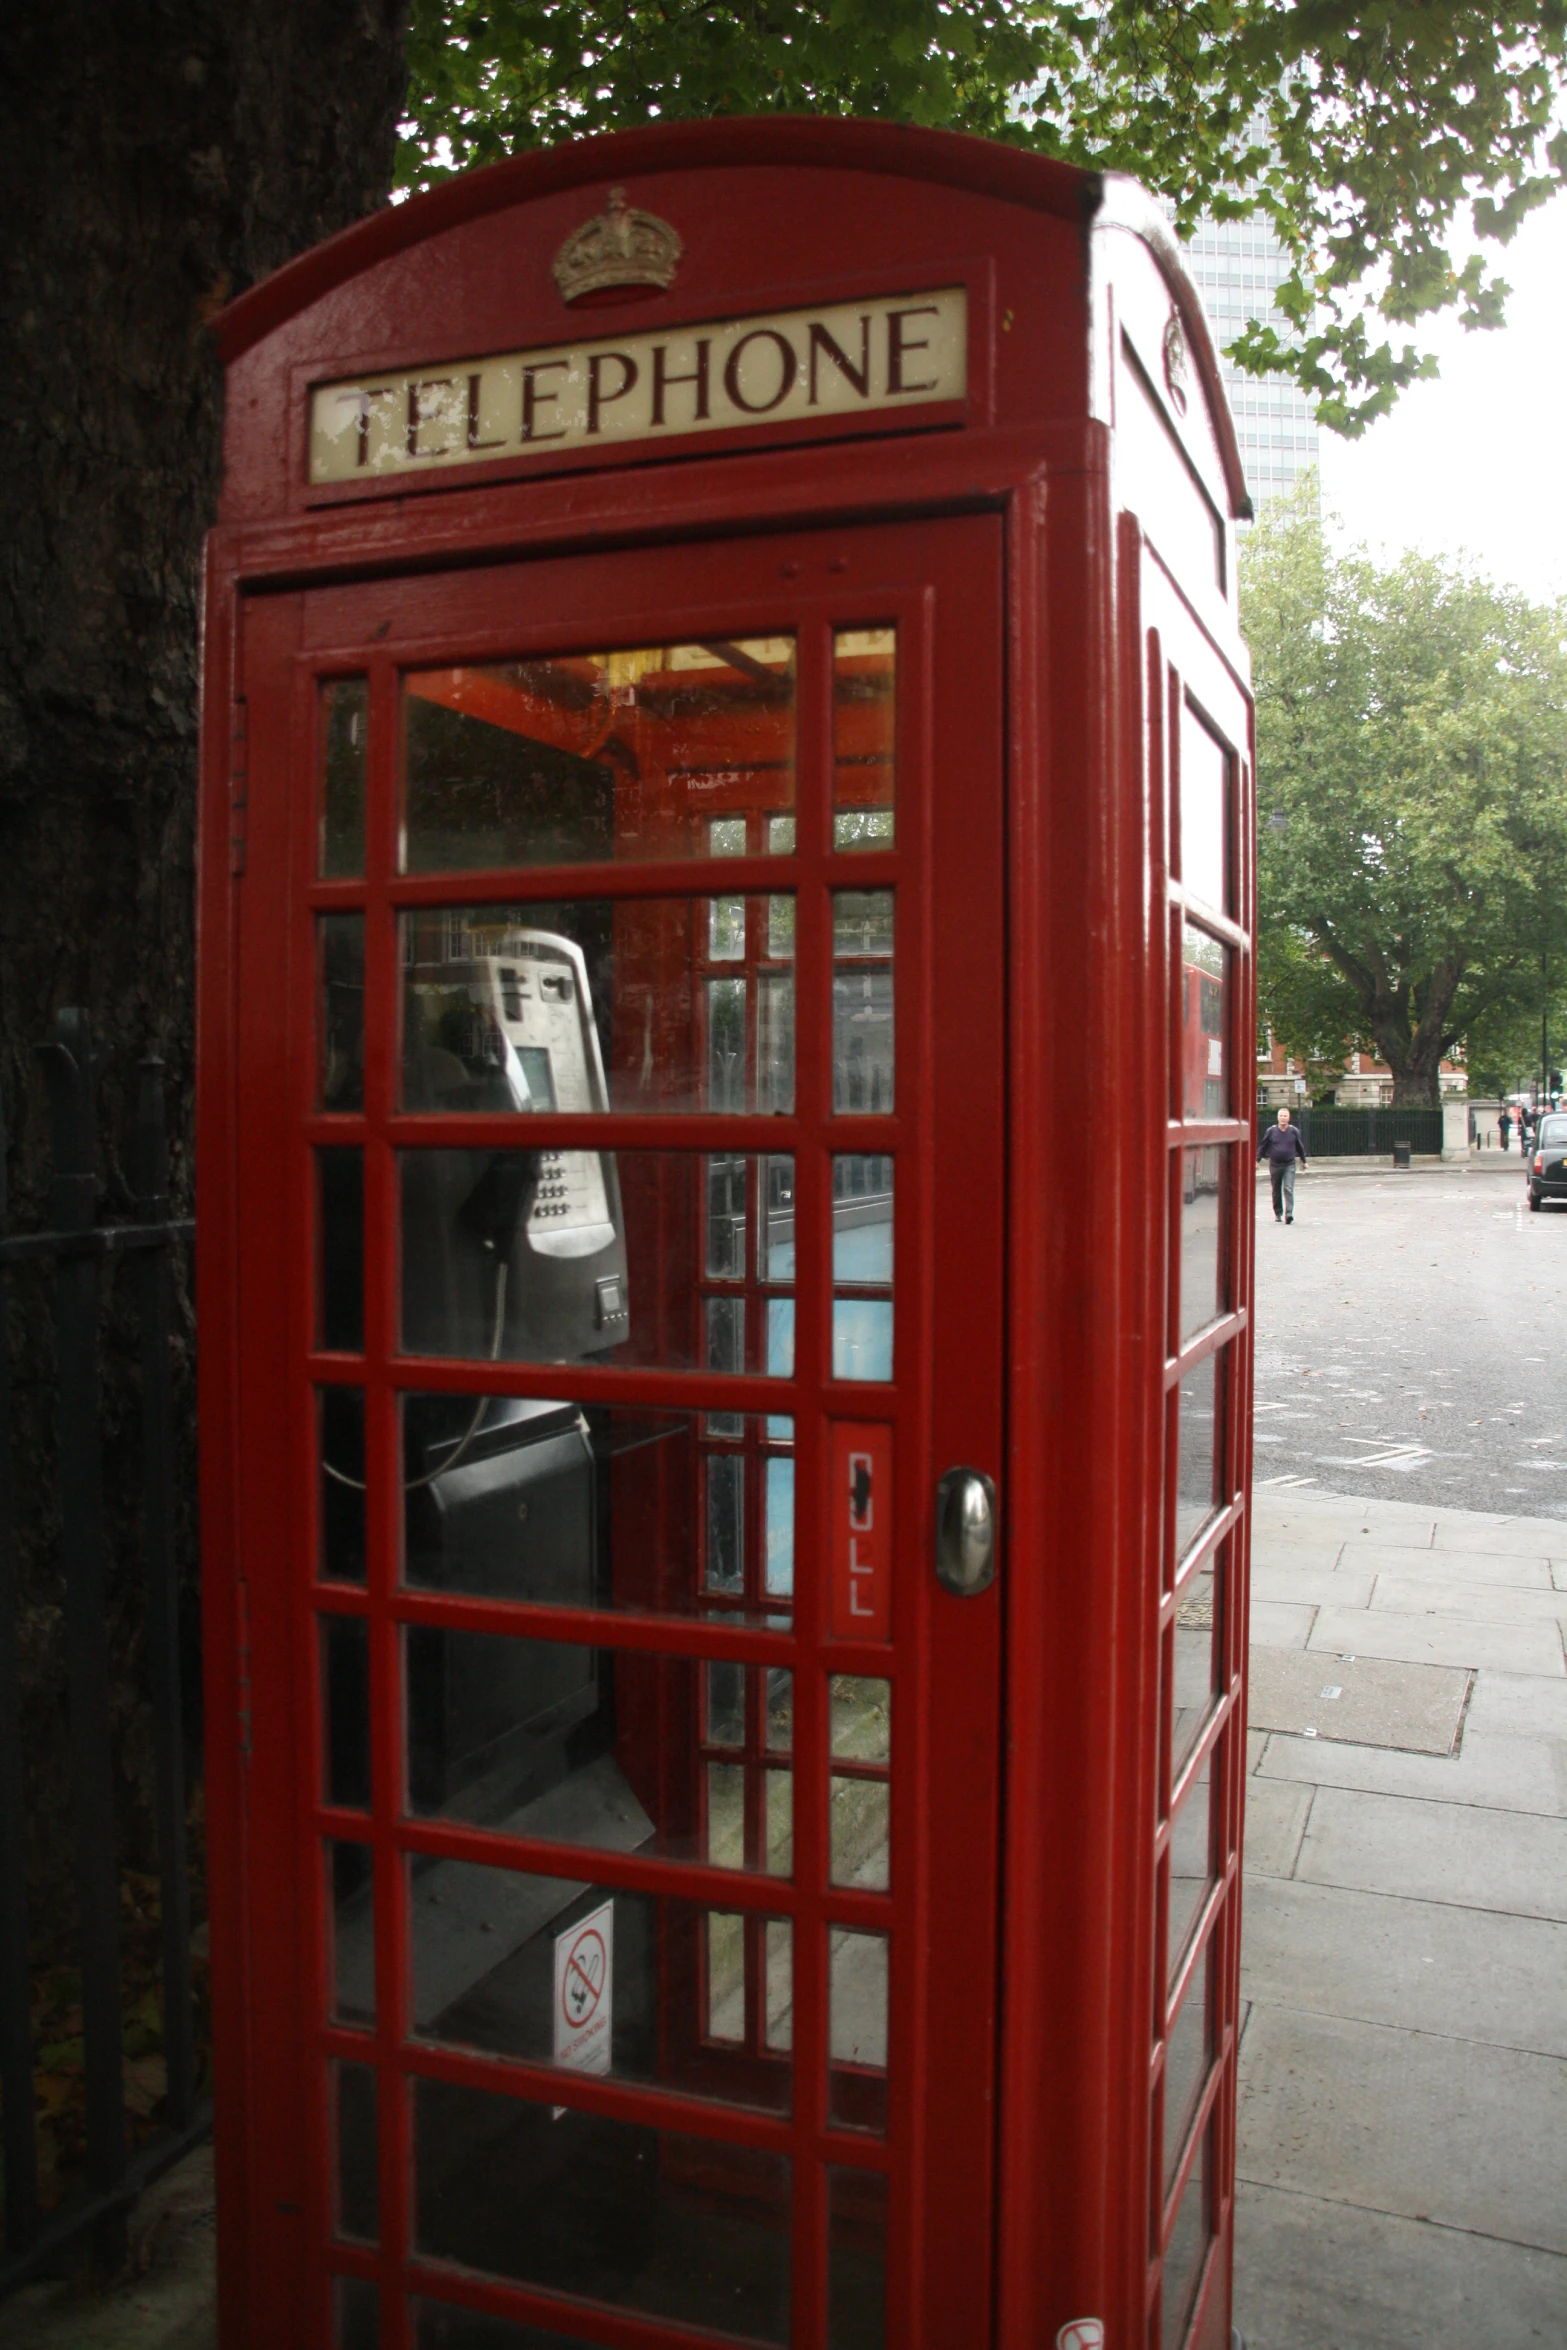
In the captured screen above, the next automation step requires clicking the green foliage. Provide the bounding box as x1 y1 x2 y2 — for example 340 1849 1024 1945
1244 477 1567 1104
398 2 1567 430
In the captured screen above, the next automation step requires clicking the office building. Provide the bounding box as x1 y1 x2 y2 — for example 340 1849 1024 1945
1184 215 1319 508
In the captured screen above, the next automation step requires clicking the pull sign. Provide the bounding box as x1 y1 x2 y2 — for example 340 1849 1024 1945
832 1423 892 1640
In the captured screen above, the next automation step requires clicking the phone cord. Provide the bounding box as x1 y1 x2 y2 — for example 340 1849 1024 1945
321 1259 508 1494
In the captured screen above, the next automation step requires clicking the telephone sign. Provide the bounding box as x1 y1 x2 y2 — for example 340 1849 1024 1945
201 120 1254 2350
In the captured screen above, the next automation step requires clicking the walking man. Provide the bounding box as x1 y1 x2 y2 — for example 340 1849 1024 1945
1258 1105 1307 1223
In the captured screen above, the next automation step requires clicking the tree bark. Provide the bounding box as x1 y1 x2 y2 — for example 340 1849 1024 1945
0 2 407 1952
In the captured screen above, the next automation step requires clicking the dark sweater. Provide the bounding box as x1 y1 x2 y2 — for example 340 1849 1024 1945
1258 1123 1308 1167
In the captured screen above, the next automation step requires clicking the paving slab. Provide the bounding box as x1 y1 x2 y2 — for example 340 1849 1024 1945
1334 1540 1555 1589
1369 1571 1567 1626
1245 1727 1268 1774
1261 1728 1567 1818
1465 1667 1567 1739
1432 1511 1567 1553
3 2145 217 2349
1307 1602 1565 1675
1249 1563 1375 1608
1247 1599 1318 1649
1238 1876 1567 2057
1246 1649 1469 1753
1236 2005 1567 2252
1233 2181 1567 2350
1294 1782 1567 1921
1242 1776 1314 1878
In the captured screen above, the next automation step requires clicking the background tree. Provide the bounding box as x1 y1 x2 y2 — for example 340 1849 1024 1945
1245 480 1567 1106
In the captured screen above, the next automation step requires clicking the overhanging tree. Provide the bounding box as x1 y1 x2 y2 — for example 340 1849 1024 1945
1245 481 1567 1105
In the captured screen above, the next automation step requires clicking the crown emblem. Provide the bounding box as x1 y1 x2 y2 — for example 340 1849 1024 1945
1162 311 1190 415
552 187 683 303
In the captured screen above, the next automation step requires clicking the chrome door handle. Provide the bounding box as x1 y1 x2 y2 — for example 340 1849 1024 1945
935 1467 997 1596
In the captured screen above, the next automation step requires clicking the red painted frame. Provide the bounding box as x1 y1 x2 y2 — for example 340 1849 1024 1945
198 119 1253 2350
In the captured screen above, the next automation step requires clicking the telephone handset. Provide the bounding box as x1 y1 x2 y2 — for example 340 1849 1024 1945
402 927 629 1372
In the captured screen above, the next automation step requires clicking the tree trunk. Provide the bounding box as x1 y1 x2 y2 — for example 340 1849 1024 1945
0 2 407 1955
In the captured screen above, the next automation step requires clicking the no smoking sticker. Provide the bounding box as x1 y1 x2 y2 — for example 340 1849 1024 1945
553 1899 614 2087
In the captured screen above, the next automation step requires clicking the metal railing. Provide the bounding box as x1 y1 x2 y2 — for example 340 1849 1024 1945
1257 1105 1446 1157
0 1010 207 2295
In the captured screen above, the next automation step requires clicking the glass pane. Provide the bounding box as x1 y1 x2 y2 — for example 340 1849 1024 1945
766 1767 793 1876
1180 700 1229 913
765 1920 793 2051
1182 927 1228 1119
1175 1351 1223 1558
401 640 796 872
1162 2122 1212 2348
401 902 793 1118
334 2277 380 2350
1167 1750 1215 1987
831 1677 891 1761
833 1157 893 1383
319 676 367 879
707 1295 745 1379
414 2079 791 2342
322 1616 370 1812
1169 1547 1221 1781
318 1149 364 1353
398 1400 792 1624
404 1628 791 1875
833 893 894 1115
414 2302 606 2349
833 629 895 849
831 1776 889 1891
318 1388 366 1584
408 1863 791 2114
402 1150 802 1372
829 1929 888 2132
706 1660 746 1747
766 1668 794 1751
334 2061 378 2242
319 915 365 1111
706 1153 747 1276
1178 1147 1225 1340
828 2165 888 2349
327 1841 374 2025
1163 1951 1212 2193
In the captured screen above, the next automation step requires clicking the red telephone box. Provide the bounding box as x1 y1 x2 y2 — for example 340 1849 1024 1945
198 121 1255 2350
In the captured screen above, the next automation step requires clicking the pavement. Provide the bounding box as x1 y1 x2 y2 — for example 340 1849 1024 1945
1233 1484 1567 2350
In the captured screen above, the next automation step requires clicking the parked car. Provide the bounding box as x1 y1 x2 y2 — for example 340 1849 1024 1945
1526 1113 1567 1210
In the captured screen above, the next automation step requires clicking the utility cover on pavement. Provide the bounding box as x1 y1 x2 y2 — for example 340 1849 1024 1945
1247 1648 1470 1753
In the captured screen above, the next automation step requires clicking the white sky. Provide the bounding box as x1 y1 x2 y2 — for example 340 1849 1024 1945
1316 193 1567 605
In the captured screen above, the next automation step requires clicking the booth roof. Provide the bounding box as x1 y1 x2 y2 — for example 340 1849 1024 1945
213 116 1248 521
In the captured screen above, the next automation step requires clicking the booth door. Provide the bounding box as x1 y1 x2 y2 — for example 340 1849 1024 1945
231 515 1006 2350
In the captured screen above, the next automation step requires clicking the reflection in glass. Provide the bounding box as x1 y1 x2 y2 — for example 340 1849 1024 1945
834 629 896 849
319 915 365 1110
1180 700 1230 913
334 2061 378 2242
1182 927 1228 1119
404 1628 792 1878
1163 1953 1211 2192
317 1149 364 1353
1167 1750 1214 1986
401 640 796 872
831 1677 891 1760
334 2277 380 2350
396 1400 793 1621
414 2079 792 2342
407 1863 791 2113
1162 2122 1211 2348
322 1615 370 1812
829 2164 888 2349
1175 1350 1221 1557
1168 1548 1221 1780
414 2303 606 2349
833 892 894 1114
319 676 368 879
403 1150 811 1372
327 1841 374 2025
318 1388 365 1584
833 1158 893 1382
1178 1148 1225 1339
401 901 794 1119
829 1929 889 2132
831 1777 889 1891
